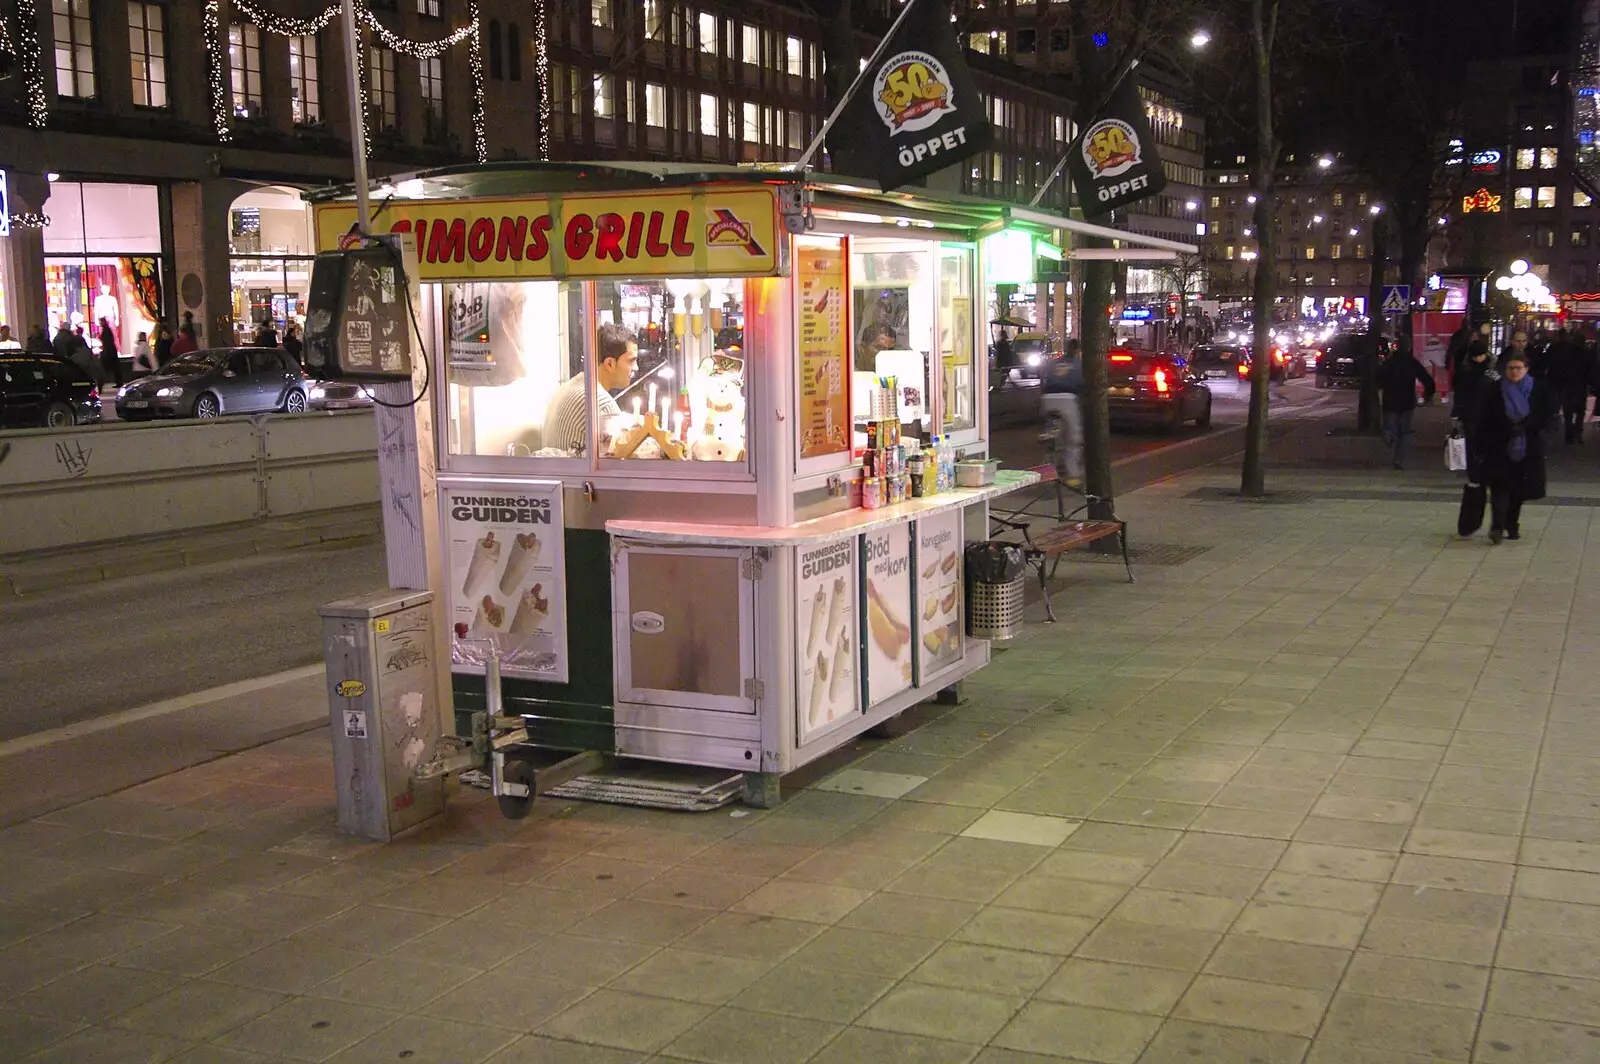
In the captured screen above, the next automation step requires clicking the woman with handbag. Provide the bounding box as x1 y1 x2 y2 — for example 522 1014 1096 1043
1472 352 1555 543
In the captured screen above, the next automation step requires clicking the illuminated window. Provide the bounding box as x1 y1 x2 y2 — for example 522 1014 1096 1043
645 82 665 126
1225 246 1235 260
592 0 610 27
1235 154 1246 164
1538 186 1557 208
1514 187 1534 209
417 0 440 15
1355 244 1366 259
1332 190 1343 207
1516 148 1535 169
128 2 166 108
1357 191 1368 206
699 92 717 136
787 110 802 149
1573 226 1591 248
742 101 758 142
1575 190 1593 208
1210 195 1220 208
786 36 802 76
1331 245 1342 259
1305 246 1316 260
742 25 758 64
53 0 96 99
288 35 319 124
593 74 614 119
969 33 990 54
367 46 396 130
1540 147 1558 168
229 25 264 118
698 11 715 53
643 0 661 37
990 154 1003 182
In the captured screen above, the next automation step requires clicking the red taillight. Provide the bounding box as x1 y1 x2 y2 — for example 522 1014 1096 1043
1238 362 1250 376
1110 354 1135 362
1153 368 1169 393
89 387 99 400
1274 349 1285 363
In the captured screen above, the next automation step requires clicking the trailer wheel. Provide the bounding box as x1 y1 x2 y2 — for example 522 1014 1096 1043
497 760 535 820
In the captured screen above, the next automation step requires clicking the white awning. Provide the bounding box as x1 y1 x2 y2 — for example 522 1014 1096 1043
1004 205 1199 255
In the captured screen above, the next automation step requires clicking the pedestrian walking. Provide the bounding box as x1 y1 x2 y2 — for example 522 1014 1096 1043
24 325 50 353
1453 324 1493 438
131 331 156 375
1376 342 1435 469
97 317 123 385
283 322 303 366
1549 328 1594 443
252 320 278 347
1497 330 1528 373
170 322 198 358
151 324 173 367
1472 352 1554 544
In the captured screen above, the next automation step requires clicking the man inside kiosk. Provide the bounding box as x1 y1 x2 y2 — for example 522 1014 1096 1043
542 323 638 456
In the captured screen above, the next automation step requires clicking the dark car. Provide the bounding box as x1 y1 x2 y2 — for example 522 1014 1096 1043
116 347 310 420
306 379 374 411
1315 333 1384 388
1105 349 1212 432
0 353 102 428
1188 343 1248 382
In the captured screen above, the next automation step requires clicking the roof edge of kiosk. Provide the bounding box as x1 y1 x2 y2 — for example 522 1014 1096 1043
301 162 1198 254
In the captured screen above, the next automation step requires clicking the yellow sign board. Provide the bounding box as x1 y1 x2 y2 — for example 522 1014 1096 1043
313 186 783 281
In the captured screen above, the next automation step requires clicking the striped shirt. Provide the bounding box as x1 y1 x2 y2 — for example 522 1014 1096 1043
542 374 619 456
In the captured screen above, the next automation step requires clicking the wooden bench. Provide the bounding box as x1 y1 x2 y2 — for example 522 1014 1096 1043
991 474 1133 623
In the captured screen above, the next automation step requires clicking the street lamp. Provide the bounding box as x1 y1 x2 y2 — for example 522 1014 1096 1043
1185 200 1198 212
1494 275 1513 291
1312 214 1324 224
1369 204 1382 216
1190 29 1212 49
1510 258 1530 275
1317 156 1334 169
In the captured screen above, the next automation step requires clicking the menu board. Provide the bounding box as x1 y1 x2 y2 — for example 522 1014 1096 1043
440 478 568 683
797 536 859 744
915 510 964 681
862 522 914 707
797 242 850 460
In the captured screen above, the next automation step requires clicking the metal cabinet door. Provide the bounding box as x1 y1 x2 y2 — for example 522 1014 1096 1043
613 543 759 715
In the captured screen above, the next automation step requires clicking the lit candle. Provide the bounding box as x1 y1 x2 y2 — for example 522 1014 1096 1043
632 397 641 426
661 399 670 426
649 383 658 415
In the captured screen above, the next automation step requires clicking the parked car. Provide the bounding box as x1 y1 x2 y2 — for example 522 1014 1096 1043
1106 349 1212 432
1296 346 1324 375
116 347 310 420
1315 333 1384 388
1279 347 1309 379
1188 343 1249 382
307 379 375 411
0 354 102 428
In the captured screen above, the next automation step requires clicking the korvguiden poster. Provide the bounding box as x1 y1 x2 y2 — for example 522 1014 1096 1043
797 536 859 743
441 478 568 683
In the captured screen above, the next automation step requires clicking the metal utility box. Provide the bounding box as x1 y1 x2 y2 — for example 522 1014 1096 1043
318 589 445 840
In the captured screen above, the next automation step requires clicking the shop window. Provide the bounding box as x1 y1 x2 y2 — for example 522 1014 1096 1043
646 82 665 126
487 20 502 79
53 0 96 99
127 2 166 108
592 0 609 28
228 186 315 345
507 24 521 80
938 246 976 434
445 282 588 460
593 74 614 119
288 34 320 124
1540 147 1559 168
420 56 444 140
589 278 749 465
417 0 440 15
368 47 397 131
852 240 934 441
698 11 715 53
229 24 263 118
786 36 802 77
1516 148 1535 170
1538 186 1557 208
1514 187 1534 209
41 182 163 354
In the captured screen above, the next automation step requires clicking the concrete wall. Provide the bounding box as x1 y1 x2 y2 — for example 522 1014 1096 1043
0 411 378 554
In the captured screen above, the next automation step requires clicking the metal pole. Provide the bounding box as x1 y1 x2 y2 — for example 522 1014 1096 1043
341 0 371 231
793 0 924 172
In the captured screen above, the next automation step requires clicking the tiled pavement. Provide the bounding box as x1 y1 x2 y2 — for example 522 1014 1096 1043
5 462 1600 1063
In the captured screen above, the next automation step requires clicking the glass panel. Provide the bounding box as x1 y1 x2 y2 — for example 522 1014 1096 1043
42 183 163 254
937 246 975 433
445 281 587 459
595 278 748 464
851 241 934 444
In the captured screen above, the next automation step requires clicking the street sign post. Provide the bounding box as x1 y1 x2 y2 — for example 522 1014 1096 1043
1381 285 1411 315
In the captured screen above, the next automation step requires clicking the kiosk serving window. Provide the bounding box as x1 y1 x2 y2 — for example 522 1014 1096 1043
852 240 934 441
938 246 977 434
595 277 749 465
444 280 586 459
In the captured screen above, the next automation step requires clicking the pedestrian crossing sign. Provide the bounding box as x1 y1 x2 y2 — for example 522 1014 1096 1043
1381 285 1411 315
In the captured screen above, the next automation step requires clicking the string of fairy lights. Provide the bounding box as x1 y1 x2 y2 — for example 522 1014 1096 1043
200 0 488 162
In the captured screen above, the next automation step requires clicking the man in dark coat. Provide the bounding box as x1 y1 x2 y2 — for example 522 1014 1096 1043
1452 325 1494 451
1473 351 1555 543
1376 342 1435 469
1549 328 1595 443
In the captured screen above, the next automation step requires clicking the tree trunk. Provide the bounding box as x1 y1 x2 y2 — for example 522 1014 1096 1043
1079 243 1115 520
1240 0 1278 498
1359 216 1389 432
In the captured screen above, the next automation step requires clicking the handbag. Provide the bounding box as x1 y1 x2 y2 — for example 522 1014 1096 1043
1458 481 1486 536
1445 425 1468 472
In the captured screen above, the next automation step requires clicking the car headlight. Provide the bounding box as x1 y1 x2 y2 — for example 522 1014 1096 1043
156 386 183 398
116 385 130 399
1026 354 1042 367
307 384 326 400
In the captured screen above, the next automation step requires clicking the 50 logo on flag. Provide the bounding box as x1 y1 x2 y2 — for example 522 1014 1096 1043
873 52 955 132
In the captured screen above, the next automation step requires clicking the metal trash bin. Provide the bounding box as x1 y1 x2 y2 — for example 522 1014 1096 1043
318 589 445 841
965 541 1027 641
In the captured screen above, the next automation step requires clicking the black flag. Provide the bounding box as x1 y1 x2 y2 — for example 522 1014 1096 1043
828 0 994 191
1067 78 1168 216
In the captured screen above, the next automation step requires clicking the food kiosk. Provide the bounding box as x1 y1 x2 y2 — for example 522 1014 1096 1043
306 163 1186 808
